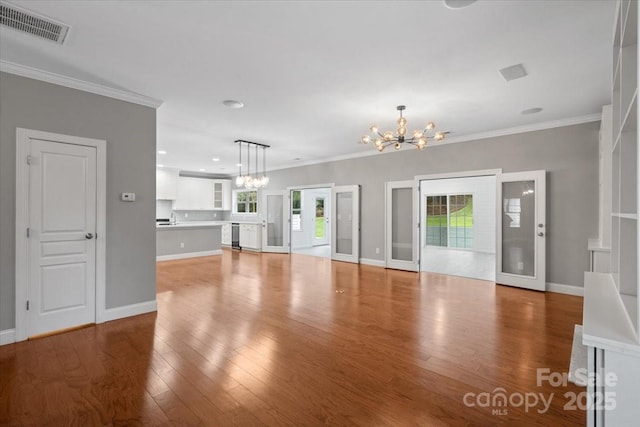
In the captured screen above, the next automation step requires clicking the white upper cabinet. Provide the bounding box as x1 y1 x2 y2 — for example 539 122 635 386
213 179 231 210
156 168 179 200
175 177 215 210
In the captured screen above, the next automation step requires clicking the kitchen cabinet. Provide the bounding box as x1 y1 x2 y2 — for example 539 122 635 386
156 168 179 200
221 223 231 246
239 223 261 251
175 177 214 210
213 179 231 210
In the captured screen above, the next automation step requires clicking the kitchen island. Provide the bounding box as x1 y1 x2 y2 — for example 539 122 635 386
156 221 224 261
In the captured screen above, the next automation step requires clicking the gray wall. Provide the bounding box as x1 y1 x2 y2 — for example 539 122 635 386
0 72 157 331
263 122 599 288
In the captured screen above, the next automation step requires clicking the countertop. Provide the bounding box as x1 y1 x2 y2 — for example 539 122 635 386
156 221 225 230
156 220 261 229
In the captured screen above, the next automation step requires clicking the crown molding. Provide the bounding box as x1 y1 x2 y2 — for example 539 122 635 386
0 60 163 108
267 112 602 173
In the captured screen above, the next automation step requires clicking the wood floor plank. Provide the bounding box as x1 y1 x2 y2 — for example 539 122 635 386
1 250 585 425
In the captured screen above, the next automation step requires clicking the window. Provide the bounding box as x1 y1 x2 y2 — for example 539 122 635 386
291 190 302 231
234 190 258 214
425 194 473 249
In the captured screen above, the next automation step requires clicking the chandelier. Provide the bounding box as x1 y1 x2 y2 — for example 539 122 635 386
234 139 270 189
360 105 446 151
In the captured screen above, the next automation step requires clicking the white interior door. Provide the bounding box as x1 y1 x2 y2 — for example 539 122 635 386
261 190 289 253
331 185 360 263
496 170 546 291
313 195 330 246
28 139 97 336
385 180 418 271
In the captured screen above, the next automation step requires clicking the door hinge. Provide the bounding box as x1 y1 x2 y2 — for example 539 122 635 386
26 155 32 165
26 300 29 311
26 228 30 238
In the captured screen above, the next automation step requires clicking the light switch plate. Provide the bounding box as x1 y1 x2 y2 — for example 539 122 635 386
121 192 136 202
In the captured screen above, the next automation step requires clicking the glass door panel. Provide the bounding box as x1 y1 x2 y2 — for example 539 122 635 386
331 185 359 263
496 171 546 290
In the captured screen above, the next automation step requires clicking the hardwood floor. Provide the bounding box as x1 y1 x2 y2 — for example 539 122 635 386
1 250 585 426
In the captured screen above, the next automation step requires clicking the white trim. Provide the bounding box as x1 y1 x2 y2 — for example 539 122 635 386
0 329 16 346
286 183 335 190
0 60 163 109
546 282 584 297
103 300 157 322
415 169 502 181
15 128 107 342
266 115 601 173
359 258 385 268
156 250 222 262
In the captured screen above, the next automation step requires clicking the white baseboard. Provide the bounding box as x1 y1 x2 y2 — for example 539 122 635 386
359 258 385 268
103 300 157 322
546 282 584 296
0 329 16 346
156 249 222 262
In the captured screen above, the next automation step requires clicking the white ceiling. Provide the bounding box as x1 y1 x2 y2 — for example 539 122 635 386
0 0 615 174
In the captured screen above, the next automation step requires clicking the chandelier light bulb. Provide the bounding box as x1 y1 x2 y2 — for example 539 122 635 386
370 125 379 134
361 135 371 144
413 130 424 139
235 176 245 187
398 126 407 136
397 117 407 126
426 122 435 130
394 142 401 150
374 139 383 147
383 131 394 141
435 131 445 141
377 144 385 152
418 138 427 147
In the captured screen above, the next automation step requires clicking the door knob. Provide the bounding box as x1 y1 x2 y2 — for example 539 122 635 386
537 232 544 237
85 233 94 240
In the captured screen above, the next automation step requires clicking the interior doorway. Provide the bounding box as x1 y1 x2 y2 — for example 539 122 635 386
290 187 331 258
419 174 497 281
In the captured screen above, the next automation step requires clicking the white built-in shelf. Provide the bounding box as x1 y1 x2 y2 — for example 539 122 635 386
583 272 640 356
621 293 639 337
612 212 639 219
621 89 637 134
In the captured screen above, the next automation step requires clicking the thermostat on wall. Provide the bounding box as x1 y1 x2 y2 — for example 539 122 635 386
121 192 136 202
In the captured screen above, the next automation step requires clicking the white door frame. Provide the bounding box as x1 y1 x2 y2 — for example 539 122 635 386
414 169 502 273
385 180 418 271
15 128 107 342
287 183 335 254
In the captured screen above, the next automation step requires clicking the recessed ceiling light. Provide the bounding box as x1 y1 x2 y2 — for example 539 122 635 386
444 0 477 9
521 107 543 115
212 158 220 162
158 150 167 155
157 164 164 168
223 100 244 109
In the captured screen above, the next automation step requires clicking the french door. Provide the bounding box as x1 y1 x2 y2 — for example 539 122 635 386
261 190 289 253
313 195 330 246
385 180 418 271
331 185 360 263
496 170 546 291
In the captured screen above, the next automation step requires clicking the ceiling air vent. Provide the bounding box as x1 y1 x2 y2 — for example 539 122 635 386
0 1 69 44
499 63 528 82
